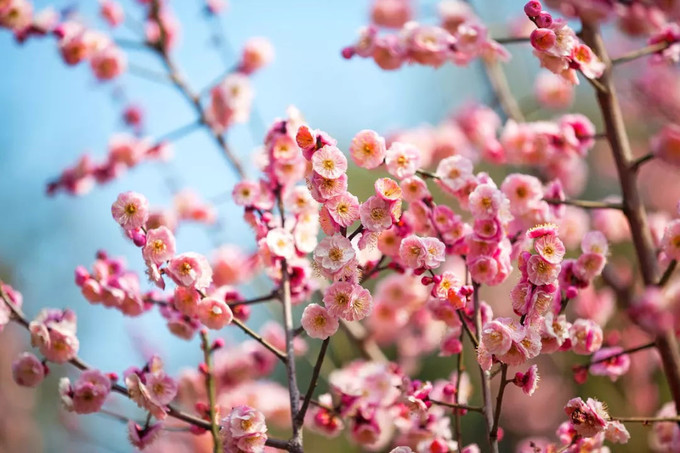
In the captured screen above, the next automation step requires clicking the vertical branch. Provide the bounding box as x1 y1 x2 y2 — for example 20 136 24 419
473 282 498 453
482 59 525 123
276 190 303 453
296 338 330 426
490 364 508 442
580 21 680 417
200 330 222 453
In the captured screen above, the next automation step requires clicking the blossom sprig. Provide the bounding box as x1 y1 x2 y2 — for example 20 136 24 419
524 1 605 84
341 7 509 70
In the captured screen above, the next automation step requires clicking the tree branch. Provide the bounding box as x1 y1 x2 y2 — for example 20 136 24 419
296 338 330 426
200 330 222 453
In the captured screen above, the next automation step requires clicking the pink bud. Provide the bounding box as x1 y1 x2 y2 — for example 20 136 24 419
565 286 579 299
189 425 207 435
341 46 355 59
531 28 556 51
212 338 225 350
421 276 433 285
130 229 147 247
107 372 119 381
524 0 542 17
198 363 209 374
232 304 251 321
535 11 553 28
74 266 90 286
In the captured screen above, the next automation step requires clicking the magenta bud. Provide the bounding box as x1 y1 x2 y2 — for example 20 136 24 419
565 286 579 299
232 304 251 322
198 362 209 375
421 276 433 286
261 212 273 223
413 267 426 276
74 266 90 286
189 425 207 436
131 230 147 247
212 338 225 350
524 0 542 17
107 372 119 382
530 28 556 51
442 383 456 396
432 274 443 284
341 46 355 59
535 11 553 28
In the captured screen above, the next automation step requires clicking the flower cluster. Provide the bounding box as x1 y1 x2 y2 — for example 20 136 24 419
220 405 268 453
124 355 178 420
59 369 113 414
525 1 605 84
47 134 171 196
342 3 509 70
29 308 79 363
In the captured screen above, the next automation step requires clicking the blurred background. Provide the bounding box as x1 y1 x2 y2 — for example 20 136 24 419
1 0 677 451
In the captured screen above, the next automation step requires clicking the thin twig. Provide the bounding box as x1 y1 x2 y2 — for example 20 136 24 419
296 338 330 426
228 290 280 307
612 415 680 423
200 331 222 453
575 341 655 371
493 36 530 45
429 398 484 413
472 282 498 453
612 41 670 66
658 260 678 287
543 198 623 210
490 364 508 443
231 318 287 362
630 153 655 173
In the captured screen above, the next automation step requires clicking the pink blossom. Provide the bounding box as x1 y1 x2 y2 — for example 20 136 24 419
224 405 268 438
12 352 45 387
535 71 574 109
652 124 680 167
90 45 126 81
662 219 680 260
142 227 176 265
526 255 560 286
564 397 608 438
436 155 474 192
501 173 543 215
197 296 233 329
266 227 296 260
569 319 603 355
360 195 393 232
326 192 360 227
589 347 630 381
111 191 149 230
481 318 514 355
238 37 274 74
468 255 499 286
29 308 79 363
513 364 540 396
399 235 427 269
310 172 348 202
126 369 178 420
312 145 347 179
534 234 565 264
166 252 213 290
374 177 402 202
59 370 112 414
206 74 253 132
323 281 355 319
301 304 339 339
350 129 386 169
232 181 261 206
313 234 356 274
385 142 420 179
468 184 507 220
100 0 123 27
128 420 163 449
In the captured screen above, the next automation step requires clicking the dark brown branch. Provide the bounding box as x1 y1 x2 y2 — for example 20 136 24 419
200 331 222 452
544 198 623 210
296 338 330 426
612 41 670 66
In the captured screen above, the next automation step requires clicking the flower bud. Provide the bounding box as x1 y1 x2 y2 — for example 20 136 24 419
524 1 542 17
535 11 553 28
531 28 556 51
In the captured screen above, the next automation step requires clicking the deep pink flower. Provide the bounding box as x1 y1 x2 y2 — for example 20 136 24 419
513 364 540 396
128 420 163 449
526 255 560 286
589 347 630 381
569 319 603 355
